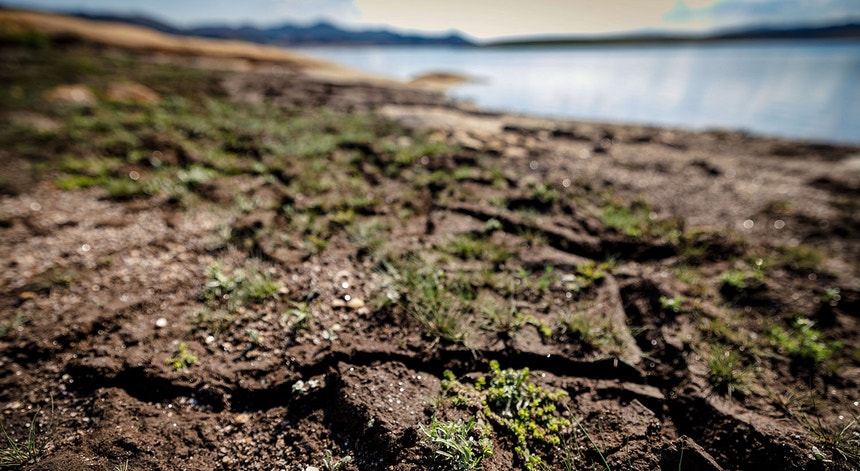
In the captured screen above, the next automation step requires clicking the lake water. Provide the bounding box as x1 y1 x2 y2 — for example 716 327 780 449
296 40 860 145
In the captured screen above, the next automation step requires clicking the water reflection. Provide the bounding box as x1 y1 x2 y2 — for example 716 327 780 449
298 40 860 144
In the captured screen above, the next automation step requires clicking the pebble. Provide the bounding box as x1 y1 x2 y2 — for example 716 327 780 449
155 317 168 328
347 298 365 310
234 413 251 424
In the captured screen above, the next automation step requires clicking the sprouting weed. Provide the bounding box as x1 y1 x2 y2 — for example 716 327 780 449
322 449 353 471
421 416 492 471
165 343 198 370
0 397 54 467
659 295 682 313
704 344 751 398
768 317 841 364
292 379 320 395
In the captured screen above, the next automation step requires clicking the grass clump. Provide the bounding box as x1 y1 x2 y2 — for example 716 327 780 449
201 261 282 306
193 262 284 338
442 233 512 267
600 204 648 237
803 414 860 468
573 261 607 288
779 244 822 272
719 268 753 290
703 344 751 398
421 416 493 471
768 317 841 364
480 296 527 336
190 308 233 336
0 399 54 467
388 262 474 344
659 295 682 313
560 313 613 351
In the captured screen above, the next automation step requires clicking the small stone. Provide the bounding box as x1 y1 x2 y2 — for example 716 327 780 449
105 82 161 105
18 291 36 300
43 84 97 105
234 413 251 424
331 299 347 308
347 298 365 310
155 318 168 328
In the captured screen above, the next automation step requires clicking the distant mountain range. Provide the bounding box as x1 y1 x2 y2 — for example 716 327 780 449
488 22 860 46
62 11 860 47
72 12 474 46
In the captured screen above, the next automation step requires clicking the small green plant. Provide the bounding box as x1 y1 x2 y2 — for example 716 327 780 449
436 363 570 470
576 261 606 283
720 269 751 290
292 378 320 395
480 295 526 336
600 204 648 237
321 449 353 471
114 459 130 471
799 410 860 467
820 287 841 306
421 416 492 471
530 318 554 339
659 295 682 313
246 328 261 346
768 317 841 364
201 262 283 306
242 269 282 302
165 343 198 370
391 263 472 344
672 265 704 294
535 266 556 292
560 312 614 351
483 218 503 233
443 233 512 267
0 313 28 339
282 299 314 333
176 165 217 188
0 398 54 467
190 308 233 336
779 244 822 271
202 262 242 302
476 361 571 470
704 344 751 398
529 182 559 205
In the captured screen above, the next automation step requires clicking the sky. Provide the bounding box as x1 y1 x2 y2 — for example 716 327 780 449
5 0 860 39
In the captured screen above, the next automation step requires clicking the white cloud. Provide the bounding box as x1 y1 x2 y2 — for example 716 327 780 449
353 0 679 38
664 0 860 28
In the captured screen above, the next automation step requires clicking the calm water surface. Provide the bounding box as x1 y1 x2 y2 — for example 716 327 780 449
296 40 860 144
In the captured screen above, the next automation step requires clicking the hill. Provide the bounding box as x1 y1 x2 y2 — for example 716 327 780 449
75 12 474 46
488 21 860 46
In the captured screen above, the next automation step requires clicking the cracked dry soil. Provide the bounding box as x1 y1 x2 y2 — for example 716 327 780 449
1 41 860 471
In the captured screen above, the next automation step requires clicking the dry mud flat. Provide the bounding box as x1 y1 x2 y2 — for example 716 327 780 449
1 24 860 471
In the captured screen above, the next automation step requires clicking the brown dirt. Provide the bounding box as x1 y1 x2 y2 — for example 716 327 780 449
2 12 860 471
